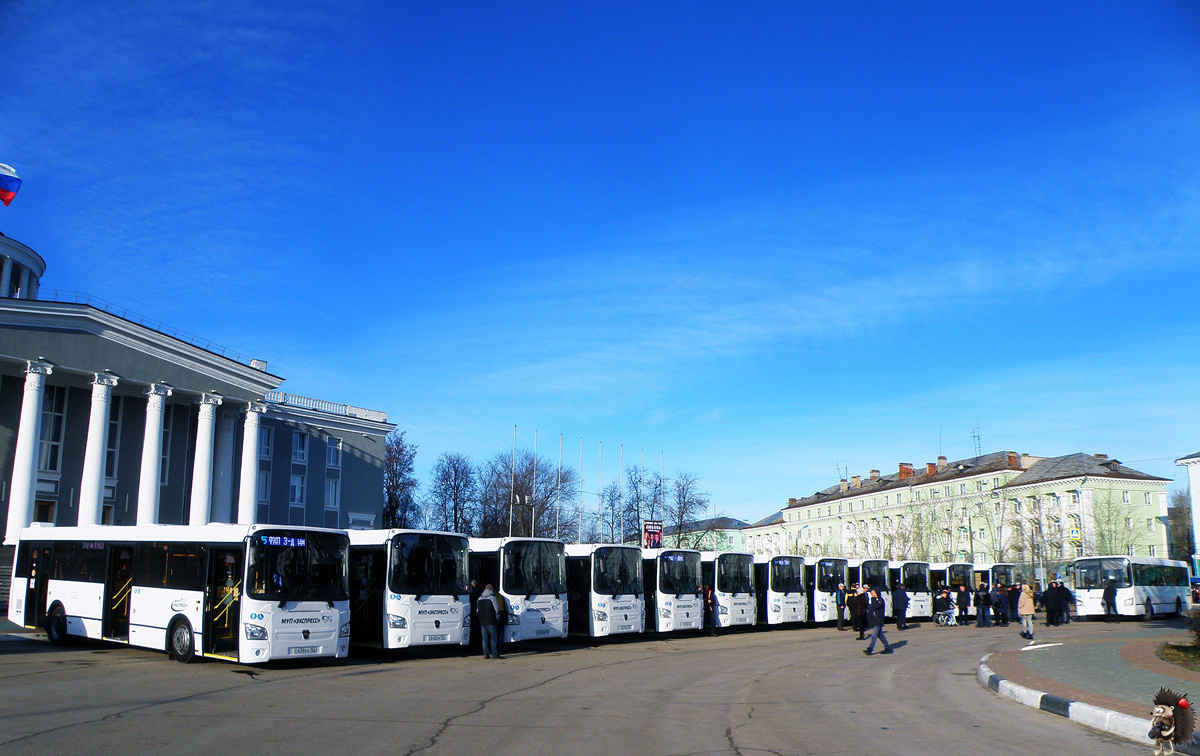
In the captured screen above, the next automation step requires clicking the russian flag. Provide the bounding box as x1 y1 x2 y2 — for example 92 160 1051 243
0 164 21 207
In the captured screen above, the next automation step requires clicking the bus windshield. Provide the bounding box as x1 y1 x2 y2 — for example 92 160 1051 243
593 547 642 595
659 552 701 594
861 561 888 591
991 565 1015 586
770 558 803 593
717 554 754 594
247 530 350 602
503 541 566 596
1075 558 1131 589
389 533 469 596
902 563 928 592
948 564 972 589
817 559 845 594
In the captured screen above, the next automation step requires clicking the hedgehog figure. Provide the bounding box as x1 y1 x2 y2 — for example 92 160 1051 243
1149 687 1195 755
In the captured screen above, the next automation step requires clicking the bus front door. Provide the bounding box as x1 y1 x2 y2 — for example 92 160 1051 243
104 544 134 640
23 545 52 628
207 549 243 659
350 548 384 646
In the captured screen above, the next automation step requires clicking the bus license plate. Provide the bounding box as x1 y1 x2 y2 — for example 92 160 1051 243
617 624 634 632
535 629 551 636
289 645 320 656
425 634 447 642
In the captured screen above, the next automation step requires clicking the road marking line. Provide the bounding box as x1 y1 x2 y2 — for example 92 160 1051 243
1021 642 1063 651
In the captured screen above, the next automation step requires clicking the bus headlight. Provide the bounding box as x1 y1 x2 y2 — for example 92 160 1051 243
462 614 471 627
507 613 520 625
388 614 408 629
244 623 268 641
340 622 351 638
719 606 729 615
593 610 608 622
659 608 671 619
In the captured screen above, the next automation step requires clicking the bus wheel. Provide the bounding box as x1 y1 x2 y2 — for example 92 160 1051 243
168 619 195 663
1176 598 1184 618
46 608 68 646
1144 600 1154 622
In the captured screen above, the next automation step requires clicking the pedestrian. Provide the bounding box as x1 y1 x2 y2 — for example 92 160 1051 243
703 583 718 636
1008 583 1022 624
1018 581 1036 641
955 584 971 626
862 588 894 656
933 589 954 625
991 584 1010 627
1060 581 1074 624
849 584 867 640
835 582 847 631
476 583 503 659
1043 580 1061 626
1103 579 1119 623
975 581 992 628
892 582 910 630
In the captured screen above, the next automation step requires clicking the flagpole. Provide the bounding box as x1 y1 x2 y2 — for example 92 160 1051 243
556 434 562 540
619 444 624 545
531 429 537 538
508 425 516 538
578 437 584 543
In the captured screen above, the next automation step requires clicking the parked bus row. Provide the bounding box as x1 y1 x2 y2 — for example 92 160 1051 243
8 523 1189 665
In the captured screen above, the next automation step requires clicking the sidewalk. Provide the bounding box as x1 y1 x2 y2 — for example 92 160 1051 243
978 615 1200 753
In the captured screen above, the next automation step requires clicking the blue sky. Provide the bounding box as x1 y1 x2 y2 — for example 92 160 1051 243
2 2 1199 522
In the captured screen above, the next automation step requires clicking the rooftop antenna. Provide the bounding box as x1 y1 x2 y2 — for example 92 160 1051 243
971 421 982 458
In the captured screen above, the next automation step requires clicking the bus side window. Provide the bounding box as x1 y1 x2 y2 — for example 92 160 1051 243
15 542 33 578
136 543 169 588
53 542 81 581
167 544 207 592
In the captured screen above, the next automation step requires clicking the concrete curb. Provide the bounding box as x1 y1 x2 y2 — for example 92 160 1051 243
977 653 1199 754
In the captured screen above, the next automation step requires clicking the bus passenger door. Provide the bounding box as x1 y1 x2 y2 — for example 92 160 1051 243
104 544 134 640
351 548 384 646
24 545 52 628
207 549 243 659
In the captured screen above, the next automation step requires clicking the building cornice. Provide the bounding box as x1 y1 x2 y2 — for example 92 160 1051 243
262 402 395 437
0 234 46 276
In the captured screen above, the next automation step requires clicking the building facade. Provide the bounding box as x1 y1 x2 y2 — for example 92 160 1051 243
0 233 393 602
662 516 748 552
770 451 1169 569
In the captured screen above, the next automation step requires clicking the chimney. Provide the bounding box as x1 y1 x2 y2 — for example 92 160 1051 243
869 469 880 480
926 462 937 476
851 475 861 488
1095 453 1108 460
788 497 799 507
899 463 914 480
839 478 849 492
1007 452 1019 469
937 455 948 471
250 359 268 371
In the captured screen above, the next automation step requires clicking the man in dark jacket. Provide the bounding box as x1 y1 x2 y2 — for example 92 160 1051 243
1103 579 1119 623
1043 580 1062 626
892 584 910 630
849 584 867 639
477 584 503 659
955 585 971 626
863 588 893 655
975 582 992 627
1008 583 1022 624
704 584 718 636
835 583 847 631
991 584 1010 627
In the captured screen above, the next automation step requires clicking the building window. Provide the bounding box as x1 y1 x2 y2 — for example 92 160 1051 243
993 477 1000 488
257 470 271 503
1149 545 1157 557
326 437 342 467
1127 545 1136 557
1072 491 1081 505
1125 518 1133 531
104 396 122 479
325 478 340 510
259 426 274 459
838 504 842 514
976 480 984 492
292 432 308 463
1122 491 1130 504
1145 492 1152 505
1147 518 1154 532
946 485 952 497
37 385 68 472
160 410 172 486
290 473 306 506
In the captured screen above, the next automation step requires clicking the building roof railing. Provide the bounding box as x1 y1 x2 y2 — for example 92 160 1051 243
263 391 388 423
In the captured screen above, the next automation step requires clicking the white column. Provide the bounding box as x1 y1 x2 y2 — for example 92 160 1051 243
0 257 12 297
209 412 236 523
136 384 173 526
1184 461 1200 575
188 393 223 525
78 373 119 526
237 403 266 525
17 267 29 299
4 361 53 545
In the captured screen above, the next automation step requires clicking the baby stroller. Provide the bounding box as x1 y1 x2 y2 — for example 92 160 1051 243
935 609 958 627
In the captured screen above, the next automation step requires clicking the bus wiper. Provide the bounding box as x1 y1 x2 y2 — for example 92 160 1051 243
526 593 534 601
327 598 334 609
278 599 288 609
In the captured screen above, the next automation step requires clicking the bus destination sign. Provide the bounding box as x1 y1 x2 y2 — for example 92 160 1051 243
262 535 306 548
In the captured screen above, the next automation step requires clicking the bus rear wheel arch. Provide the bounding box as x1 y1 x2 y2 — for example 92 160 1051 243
1144 599 1154 622
167 617 195 663
45 605 69 646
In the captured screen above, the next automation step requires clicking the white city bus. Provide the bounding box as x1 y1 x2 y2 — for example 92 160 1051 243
849 558 892 616
754 554 806 626
930 561 975 610
8 523 350 663
1073 555 1191 619
641 548 704 633
889 560 932 619
565 544 645 637
468 537 567 643
808 557 848 623
701 551 757 628
974 562 1016 588
347 529 470 649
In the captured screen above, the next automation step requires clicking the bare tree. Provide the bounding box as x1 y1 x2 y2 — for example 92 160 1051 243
382 430 419 528
425 452 477 534
473 448 579 539
1090 487 1147 557
663 472 711 548
1169 490 1194 562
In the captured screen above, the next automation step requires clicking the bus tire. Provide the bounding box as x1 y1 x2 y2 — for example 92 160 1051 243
46 607 69 646
1176 598 1184 618
1144 599 1154 622
168 618 195 663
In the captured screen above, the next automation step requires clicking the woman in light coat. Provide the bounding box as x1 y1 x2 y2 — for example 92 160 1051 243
1018 582 1036 641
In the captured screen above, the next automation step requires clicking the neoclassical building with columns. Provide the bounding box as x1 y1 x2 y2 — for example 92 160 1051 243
0 232 393 602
